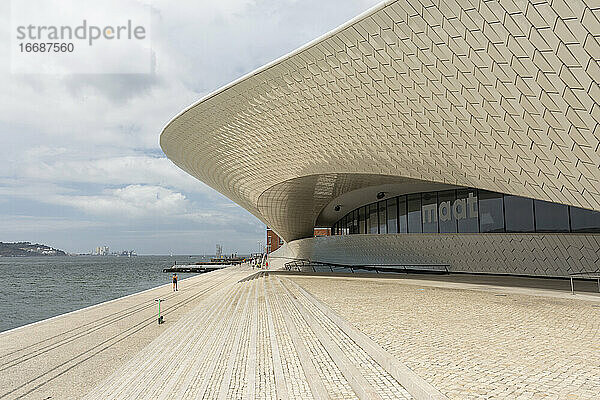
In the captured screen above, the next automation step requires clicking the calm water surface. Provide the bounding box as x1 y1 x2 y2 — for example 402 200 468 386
0 255 211 332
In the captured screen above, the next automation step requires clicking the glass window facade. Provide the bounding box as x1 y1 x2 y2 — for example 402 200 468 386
457 188 479 233
504 195 534 232
570 206 600 233
332 187 600 236
407 194 422 233
387 198 398 234
438 190 457 233
398 196 408 233
368 203 378 234
359 206 366 234
422 192 438 233
479 190 504 233
378 201 387 234
534 200 569 232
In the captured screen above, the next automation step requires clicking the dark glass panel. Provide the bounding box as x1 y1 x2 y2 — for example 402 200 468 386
398 196 408 233
570 206 600 233
479 190 504 232
345 213 352 235
378 201 387 234
387 197 398 234
407 194 422 233
457 188 479 233
504 195 534 232
359 206 366 234
422 192 438 233
534 200 569 232
352 209 359 234
369 203 378 234
438 190 457 233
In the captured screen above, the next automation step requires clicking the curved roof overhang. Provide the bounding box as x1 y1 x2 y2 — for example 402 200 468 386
160 0 600 242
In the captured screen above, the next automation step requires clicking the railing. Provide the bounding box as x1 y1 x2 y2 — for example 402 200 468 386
569 271 600 295
283 259 450 275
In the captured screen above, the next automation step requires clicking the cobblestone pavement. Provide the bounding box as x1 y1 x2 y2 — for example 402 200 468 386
82 274 426 399
290 275 600 400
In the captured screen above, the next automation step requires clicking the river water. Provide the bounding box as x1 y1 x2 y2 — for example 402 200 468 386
0 255 213 333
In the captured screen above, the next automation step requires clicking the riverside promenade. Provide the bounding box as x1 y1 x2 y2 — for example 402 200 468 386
1 266 599 399
0 266 438 400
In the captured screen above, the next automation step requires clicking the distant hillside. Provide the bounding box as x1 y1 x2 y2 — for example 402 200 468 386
0 242 66 257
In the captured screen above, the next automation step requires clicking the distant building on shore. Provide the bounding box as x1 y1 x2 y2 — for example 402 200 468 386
94 246 110 256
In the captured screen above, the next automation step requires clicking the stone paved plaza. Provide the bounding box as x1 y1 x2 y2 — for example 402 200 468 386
290 275 600 400
3 265 599 399
82 272 429 400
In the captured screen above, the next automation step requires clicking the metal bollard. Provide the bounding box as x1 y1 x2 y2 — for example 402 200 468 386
155 299 165 324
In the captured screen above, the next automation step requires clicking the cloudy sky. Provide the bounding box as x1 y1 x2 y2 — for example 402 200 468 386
0 0 380 255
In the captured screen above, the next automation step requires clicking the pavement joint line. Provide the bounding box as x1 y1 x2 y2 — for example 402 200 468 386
3 275 235 400
285 277 448 400
93 279 237 399
191 281 249 399
257 278 276 397
82 271 248 399
263 277 288 399
276 276 384 400
266 276 312 398
278 277 358 399
165 283 242 400
159 284 244 399
217 280 254 400
103 279 241 399
268 277 330 400
243 277 259 399
158 279 242 398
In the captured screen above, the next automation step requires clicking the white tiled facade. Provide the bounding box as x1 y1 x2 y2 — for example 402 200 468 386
269 233 600 276
161 0 599 274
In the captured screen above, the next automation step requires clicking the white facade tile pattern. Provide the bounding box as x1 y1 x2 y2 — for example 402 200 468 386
161 0 600 242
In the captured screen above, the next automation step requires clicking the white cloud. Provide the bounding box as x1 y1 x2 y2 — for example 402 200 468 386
0 215 109 232
51 185 190 218
21 155 212 194
0 0 380 253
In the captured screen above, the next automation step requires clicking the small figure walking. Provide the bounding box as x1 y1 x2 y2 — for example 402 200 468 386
172 273 178 291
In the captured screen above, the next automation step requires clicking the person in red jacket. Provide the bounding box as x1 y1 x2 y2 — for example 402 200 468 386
172 273 178 291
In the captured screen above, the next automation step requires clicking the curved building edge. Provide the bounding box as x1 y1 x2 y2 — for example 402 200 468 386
160 0 600 277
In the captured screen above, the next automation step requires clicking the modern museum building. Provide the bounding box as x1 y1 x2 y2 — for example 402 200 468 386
161 0 600 277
